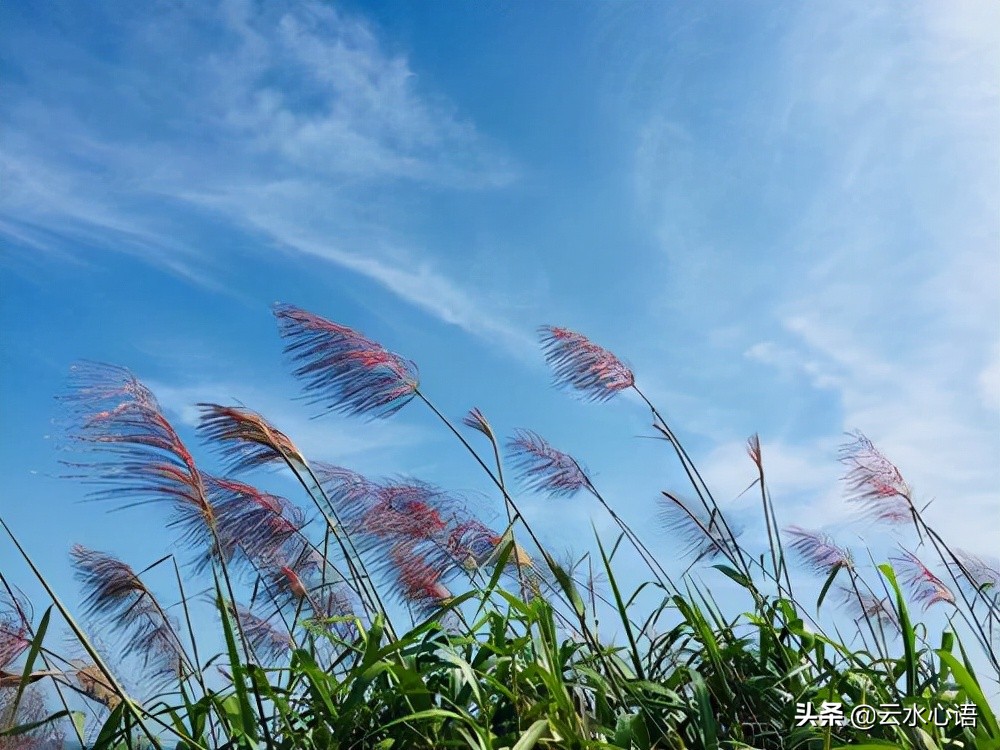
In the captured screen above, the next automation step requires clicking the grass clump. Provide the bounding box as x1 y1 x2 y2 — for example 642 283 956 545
2 304 998 749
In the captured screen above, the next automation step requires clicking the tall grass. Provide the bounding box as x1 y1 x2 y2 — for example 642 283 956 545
1 304 998 749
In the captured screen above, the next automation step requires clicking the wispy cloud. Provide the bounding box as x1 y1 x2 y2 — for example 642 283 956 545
0 0 529 352
629 2 999 554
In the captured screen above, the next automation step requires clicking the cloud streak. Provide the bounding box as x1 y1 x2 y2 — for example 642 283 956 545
0 0 529 353
629 2 999 554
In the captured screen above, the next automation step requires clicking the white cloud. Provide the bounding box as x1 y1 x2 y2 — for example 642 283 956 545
633 1 1000 557
979 348 1000 413
0 1 527 350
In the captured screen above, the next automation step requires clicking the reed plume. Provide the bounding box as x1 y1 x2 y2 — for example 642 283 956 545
197 404 305 472
784 526 854 575
507 429 590 497
890 548 956 610
70 545 184 678
274 304 418 419
839 431 914 525
538 326 634 402
60 362 215 552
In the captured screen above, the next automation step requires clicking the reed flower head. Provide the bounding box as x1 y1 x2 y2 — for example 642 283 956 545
389 542 452 613
746 433 763 472
952 549 1000 592
507 429 590 497
538 326 634 402
201 475 307 571
60 363 215 547
277 565 309 601
890 549 956 610
447 519 504 568
784 526 854 574
197 404 304 472
840 586 900 632
363 481 453 536
70 545 182 676
462 408 495 441
839 431 913 524
0 620 29 674
0 590 31 672
274 304 419 419
659 492 739 562
233 604 293 664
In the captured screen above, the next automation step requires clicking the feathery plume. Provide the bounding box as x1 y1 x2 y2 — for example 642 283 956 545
840 586 900 632
538 326 634 402
274 304 419 419
201 475 307 571
658 492 738 562
60 362 215 548
952 549 1000 595
746 434 763 472
389 542 452 614
263 545 357 626
890 549 956 610
358 482 451 541
233 605 293 665
784 526 854 574
313 463 381 528
0 622 29 675
507 429 590 497
462 408 495 441
838 432 913 524
443 518 504 571
197 404 304 472
0 590 31 673
70 546 183 677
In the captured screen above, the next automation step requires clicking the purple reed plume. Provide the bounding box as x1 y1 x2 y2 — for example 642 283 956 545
952 549 1000 593
507 429 590 497
358 483 451 541
0 620 29 676
263 544 357 625
840 585 900 632
197 404 305 472
839 431 913 524
462 408 495 440
658 492 739 563
538 326 634 402
274 304 419 419
233 604 293 664
890 548 956 610
70 545 183 676
60 363 215 549
388 541 452 614
200 475 308 572
0 624 29 675
746 434 763 472
0 589 31 674
785 526 854 574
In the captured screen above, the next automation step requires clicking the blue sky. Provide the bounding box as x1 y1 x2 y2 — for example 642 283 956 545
2 0 998 691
